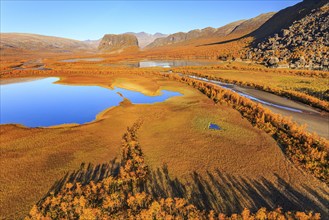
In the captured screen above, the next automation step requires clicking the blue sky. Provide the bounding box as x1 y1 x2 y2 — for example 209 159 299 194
1 0 301 40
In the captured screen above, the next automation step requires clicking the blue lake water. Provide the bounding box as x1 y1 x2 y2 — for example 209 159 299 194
209 123 221 130
0 78 181 127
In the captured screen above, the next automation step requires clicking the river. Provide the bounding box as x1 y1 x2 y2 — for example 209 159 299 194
180 74 329 139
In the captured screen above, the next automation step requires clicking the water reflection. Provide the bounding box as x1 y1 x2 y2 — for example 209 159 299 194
104 60 221 68
0 78 181 127
61 58 104 62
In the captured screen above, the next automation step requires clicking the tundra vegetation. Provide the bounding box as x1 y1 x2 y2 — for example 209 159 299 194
25 123 322 220
1 59 328 219
1 2 329 219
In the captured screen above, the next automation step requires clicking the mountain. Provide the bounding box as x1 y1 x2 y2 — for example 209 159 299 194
248 1 329 70
0 33 94 52
98 34 138 52
124 32 167 48
83 39 101 48
145 13 275 49
250 0 329 41
231 12 277 36
145 21 244 48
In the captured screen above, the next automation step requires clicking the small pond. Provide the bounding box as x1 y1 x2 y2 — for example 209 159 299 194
209 123 221 130
0 78 181 127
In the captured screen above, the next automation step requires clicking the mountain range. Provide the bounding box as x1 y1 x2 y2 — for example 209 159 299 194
83 32 168 49
0 10 274 53
145 12 275 49
1 0 327 70
0 33 94 53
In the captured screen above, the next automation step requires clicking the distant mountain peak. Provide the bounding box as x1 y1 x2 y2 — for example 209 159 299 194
123 32 168 48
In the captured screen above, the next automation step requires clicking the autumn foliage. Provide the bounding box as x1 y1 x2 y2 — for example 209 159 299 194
162 73 329 184
172 69 329 111
25 123 321 220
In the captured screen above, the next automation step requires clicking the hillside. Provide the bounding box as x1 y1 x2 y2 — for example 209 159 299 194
145 13 274 49
232 12 277 37
248 2 329 70
0 33 94 53
250 0 329 41
145 21 244 48
98 34 139 52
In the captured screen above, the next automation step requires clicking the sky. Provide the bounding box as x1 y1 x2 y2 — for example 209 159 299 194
1 0 302 41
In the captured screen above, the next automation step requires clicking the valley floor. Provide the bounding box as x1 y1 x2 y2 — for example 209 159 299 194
1 71 328 219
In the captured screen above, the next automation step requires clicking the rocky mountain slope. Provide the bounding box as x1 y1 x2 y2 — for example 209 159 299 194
124 32 167 48
145 13 274 49
145 20 244 48
248 2 329 70
0 33 94 52
232 13 276 37
250 0 328 41
98 34 138 52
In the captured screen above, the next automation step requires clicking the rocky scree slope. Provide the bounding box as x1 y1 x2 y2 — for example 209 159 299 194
250 0 329 41
247 3 329 70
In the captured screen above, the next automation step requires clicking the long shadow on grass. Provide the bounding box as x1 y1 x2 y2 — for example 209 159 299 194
144 166 329 217
40 162 329 217
40 158 120 202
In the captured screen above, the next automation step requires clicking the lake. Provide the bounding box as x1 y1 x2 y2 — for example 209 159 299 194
0 78 181 127
60 58 222 67
102 60 222 68
61 58 105 62
138 60 221 68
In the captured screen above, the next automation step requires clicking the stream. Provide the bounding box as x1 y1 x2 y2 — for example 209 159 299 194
176 73 329 139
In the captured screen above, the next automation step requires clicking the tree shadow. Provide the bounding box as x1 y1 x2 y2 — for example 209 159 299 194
145 165 187 199
41 158 120 200
144 166 329 217
40 162 328 218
